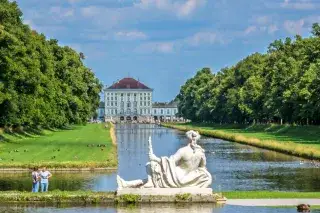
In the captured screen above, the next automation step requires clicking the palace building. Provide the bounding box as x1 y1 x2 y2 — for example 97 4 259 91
103 77 180 122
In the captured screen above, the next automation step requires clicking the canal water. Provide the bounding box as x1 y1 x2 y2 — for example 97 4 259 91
0 124 319 192
0 203 320 213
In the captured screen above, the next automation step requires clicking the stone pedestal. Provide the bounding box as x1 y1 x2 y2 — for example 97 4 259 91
116 188 216 203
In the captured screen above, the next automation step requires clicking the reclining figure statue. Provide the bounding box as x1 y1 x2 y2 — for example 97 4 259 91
117 130 212 188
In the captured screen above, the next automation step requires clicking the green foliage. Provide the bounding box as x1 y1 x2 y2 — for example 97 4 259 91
0 0 102 128
175 193 191 202
117 194 141 204
176 24 320 125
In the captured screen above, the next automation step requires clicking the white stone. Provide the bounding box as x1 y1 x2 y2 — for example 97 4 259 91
117 187 212 196
117 130 212 189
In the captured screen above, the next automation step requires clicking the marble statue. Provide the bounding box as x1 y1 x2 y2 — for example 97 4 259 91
117 130 212 188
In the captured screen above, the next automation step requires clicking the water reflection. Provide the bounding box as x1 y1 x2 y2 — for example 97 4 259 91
0 204 319 213
0 124 319 192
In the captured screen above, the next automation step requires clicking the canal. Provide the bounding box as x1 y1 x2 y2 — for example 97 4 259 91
0 124 319 192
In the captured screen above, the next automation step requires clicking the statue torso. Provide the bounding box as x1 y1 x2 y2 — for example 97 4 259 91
176 145 205 173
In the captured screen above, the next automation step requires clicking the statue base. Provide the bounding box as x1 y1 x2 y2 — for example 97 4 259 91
116 188 219 203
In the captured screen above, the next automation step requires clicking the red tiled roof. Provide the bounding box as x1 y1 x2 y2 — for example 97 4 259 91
107 78 151 89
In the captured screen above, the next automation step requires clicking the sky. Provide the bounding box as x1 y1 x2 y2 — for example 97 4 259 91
15 0 320 102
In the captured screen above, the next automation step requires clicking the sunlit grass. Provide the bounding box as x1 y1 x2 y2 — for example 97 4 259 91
162 123 320 160
0 123 117 168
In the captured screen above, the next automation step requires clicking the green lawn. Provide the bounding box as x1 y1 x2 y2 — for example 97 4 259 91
162 123 320 160
185 123 320 148
0 123 117 168
222 191 320 199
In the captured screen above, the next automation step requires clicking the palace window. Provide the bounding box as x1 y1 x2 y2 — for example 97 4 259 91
167 109 170 114
115 109 118 114
127 102 131 107
148 109 150 114
161 109 163 114
154 109 157 114
111 102 113 106
121 101 124 107
140 109 143 114
107 97 109 101
144 102 146 106
144 97 146 100
111 97 113 101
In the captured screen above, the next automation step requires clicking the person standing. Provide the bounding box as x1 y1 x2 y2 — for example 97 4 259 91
31 167 40 192
39 167 52 192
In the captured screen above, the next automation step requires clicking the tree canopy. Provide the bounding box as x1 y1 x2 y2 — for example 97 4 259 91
0 0 102 127
176 24 320 125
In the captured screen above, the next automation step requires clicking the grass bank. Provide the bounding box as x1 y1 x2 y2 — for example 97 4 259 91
162 123 320 160
0 191 317 204
0 123 117 168
0 191 114 204
222 191 320 199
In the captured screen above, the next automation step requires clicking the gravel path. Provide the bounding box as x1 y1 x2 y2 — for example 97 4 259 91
226 199 320 206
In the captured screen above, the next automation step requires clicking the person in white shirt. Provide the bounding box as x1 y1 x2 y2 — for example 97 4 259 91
39 167 52 192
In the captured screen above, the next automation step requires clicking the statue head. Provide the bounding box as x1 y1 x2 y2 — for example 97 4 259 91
186 130 200 145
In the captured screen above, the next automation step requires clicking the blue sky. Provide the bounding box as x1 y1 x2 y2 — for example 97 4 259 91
15 0 320 102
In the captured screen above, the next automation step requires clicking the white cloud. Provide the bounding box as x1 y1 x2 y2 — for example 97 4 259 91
244 26 257 35
283 19 305 34
268 24 279 34
80 6 127 29
135 0 206 17
50 6 74 18
177 0 205 17
115 31 148 40
136 42 174 53
255 16 271 25
281 0 317 10
186 32 226 46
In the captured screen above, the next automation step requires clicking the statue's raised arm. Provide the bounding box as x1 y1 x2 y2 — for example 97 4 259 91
148 136 160 163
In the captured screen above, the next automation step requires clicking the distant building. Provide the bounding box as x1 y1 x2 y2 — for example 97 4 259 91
104 77 153 122
103 77 180 123
152 102 179 121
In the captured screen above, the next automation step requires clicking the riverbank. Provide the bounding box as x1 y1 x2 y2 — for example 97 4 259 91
223 191 320 199
162 123 320 161
0 123 117 168
0 191 317 204
0 191 222 204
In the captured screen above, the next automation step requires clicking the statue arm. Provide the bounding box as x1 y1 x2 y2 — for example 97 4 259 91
171 149 183 165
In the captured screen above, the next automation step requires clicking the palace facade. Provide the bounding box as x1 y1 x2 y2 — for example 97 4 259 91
103 77 179 122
